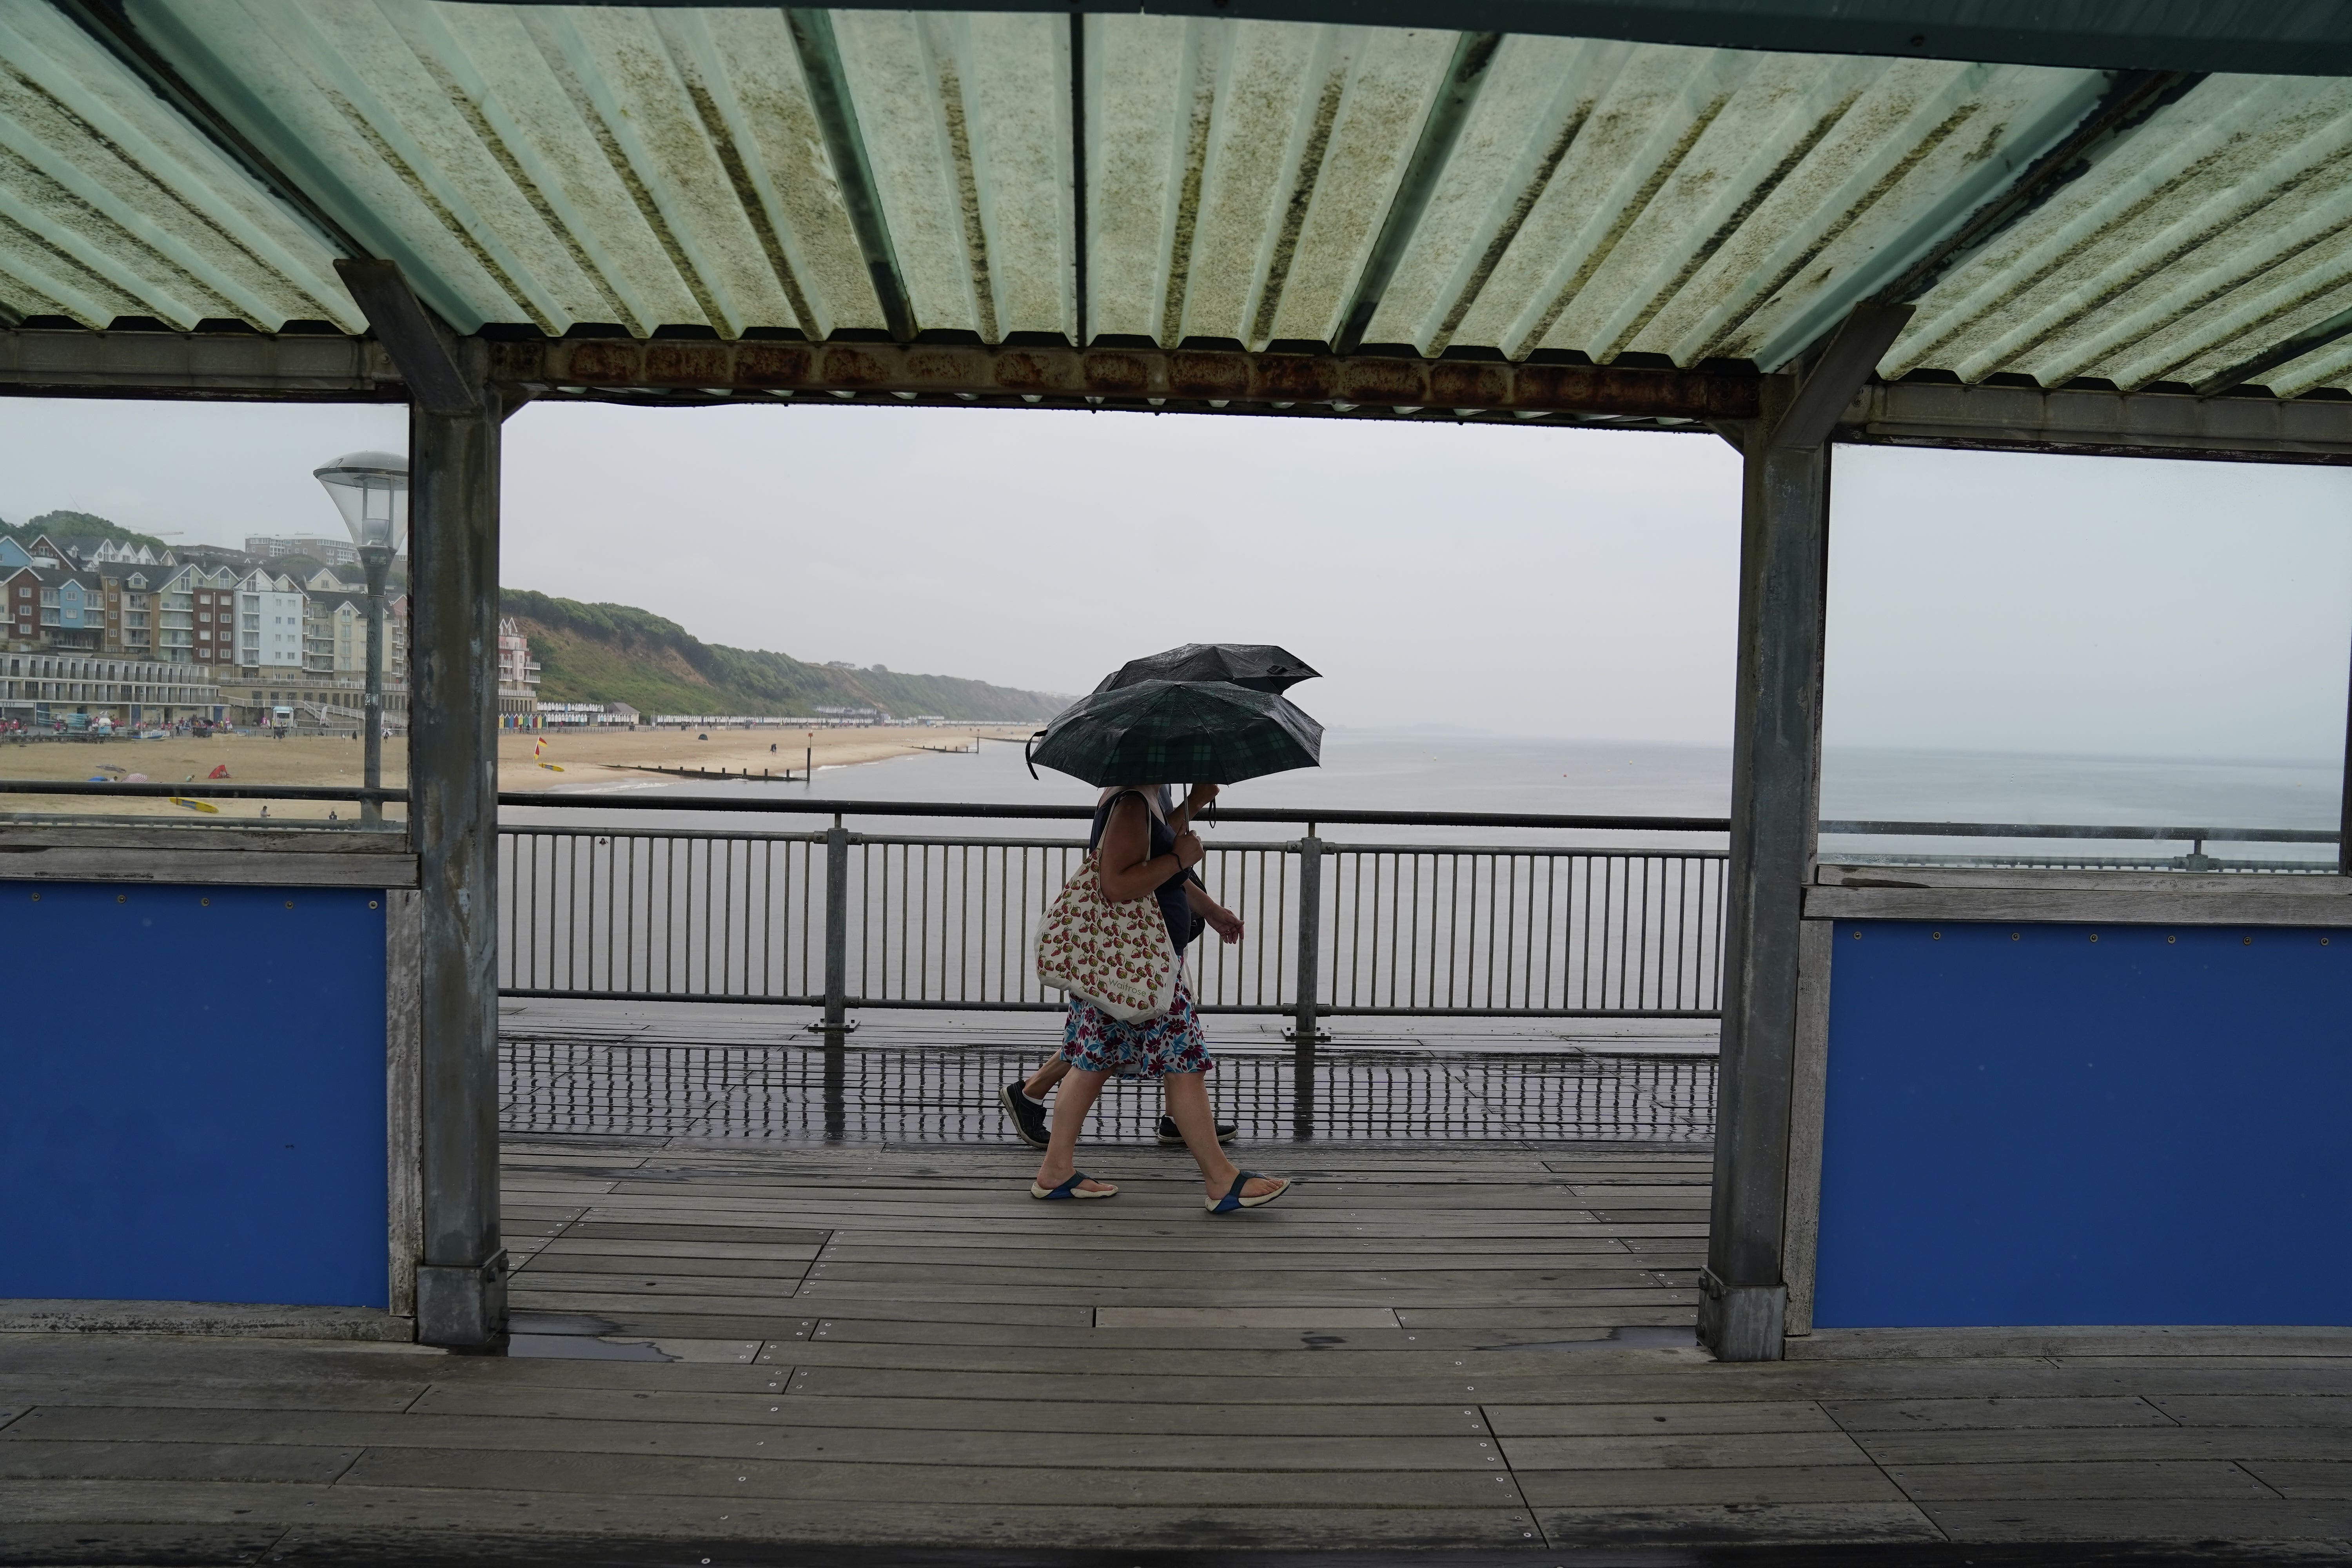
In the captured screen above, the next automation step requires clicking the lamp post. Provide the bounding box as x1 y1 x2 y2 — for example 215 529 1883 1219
314 451 409 828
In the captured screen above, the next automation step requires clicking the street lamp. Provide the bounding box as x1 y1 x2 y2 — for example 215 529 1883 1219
314 450 408 828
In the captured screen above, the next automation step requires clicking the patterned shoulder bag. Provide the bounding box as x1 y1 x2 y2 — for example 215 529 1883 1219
1032 802 1178 1023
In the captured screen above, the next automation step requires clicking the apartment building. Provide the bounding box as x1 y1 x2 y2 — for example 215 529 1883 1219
496 617 543 726
0 651 221 726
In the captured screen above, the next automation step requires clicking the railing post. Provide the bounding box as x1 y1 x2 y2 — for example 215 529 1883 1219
822 815 850 1034
1289 825 1322 1139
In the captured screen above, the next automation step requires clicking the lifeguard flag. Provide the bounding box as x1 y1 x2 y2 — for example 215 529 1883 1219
207 764 230 779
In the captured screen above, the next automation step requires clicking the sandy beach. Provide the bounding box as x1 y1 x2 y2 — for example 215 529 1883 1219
0 724 1037 821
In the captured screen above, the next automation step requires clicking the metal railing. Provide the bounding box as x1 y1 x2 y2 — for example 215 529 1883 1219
495 809 1731 1030
1818 818 2339 873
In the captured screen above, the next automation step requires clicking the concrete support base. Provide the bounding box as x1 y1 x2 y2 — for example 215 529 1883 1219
415 1252 507 1348
1698 1268 1787 1361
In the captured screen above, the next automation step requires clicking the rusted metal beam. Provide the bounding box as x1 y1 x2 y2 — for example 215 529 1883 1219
499 338 1762 421
0 327 399 399
1841 378 2352 464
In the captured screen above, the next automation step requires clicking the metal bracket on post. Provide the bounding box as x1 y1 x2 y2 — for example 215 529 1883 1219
1286 827 1326 1138
416 1252 507 1349
1697 1268 1785 1363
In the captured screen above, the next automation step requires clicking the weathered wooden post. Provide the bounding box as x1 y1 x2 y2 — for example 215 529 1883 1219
336 260 514 1348
1702 305 1911 1363
407 346 506 1348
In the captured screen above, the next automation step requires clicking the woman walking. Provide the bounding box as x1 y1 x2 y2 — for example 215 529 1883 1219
1030 782 1291 1214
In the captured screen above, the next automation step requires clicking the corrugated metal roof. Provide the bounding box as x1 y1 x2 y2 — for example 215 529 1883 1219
2 2 2349 397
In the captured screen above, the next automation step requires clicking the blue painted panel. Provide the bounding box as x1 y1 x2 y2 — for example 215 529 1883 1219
0 884 388 1308
1816 920 2352 1328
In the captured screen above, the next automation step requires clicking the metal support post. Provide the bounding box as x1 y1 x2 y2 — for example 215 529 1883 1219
819 817 852 1036
408 343 507 1348
1289 826 1323 1139
359 544 390 829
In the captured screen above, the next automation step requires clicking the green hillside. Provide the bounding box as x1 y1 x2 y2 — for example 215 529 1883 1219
2 512 172 553
502 589 1066 722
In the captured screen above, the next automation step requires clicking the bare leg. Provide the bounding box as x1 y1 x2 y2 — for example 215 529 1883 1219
1021 1056 1070 1102
1032 1068 1114 1195
1163 1073 1283 1203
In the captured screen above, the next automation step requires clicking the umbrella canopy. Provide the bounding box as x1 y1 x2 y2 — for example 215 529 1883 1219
1092 643 1320 695
1029 680 1323 786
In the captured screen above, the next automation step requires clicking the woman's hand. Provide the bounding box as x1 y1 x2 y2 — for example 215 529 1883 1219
1172 829 1205 869
1185 782 1220 815
1203 904 1244 944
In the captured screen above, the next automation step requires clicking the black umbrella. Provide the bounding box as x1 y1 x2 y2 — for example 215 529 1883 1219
1027 680 1323 786
1092 643 1320 695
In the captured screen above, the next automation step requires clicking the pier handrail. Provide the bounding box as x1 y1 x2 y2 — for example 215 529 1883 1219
1820 819 2337 844
495 795 1734 831
0 779 2338 845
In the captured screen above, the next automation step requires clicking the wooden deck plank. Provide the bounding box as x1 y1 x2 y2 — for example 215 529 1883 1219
3 1405 1504 1474
1498 1431 1874 1471
1485 1401 1839 1436
1878 1459 2280 1501
0 1481 1546 1549
1516 1464 1905 1505
408 1387 1497 1436
1922 1497 2352 1543
0 1440 362 1484
334 1446 1523 1504
1821 1395 2176 1432
1537 1502 1941 1545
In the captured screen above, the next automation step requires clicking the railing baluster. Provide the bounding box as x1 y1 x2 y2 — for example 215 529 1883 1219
1291 823 1322 1138
823 817 849 1033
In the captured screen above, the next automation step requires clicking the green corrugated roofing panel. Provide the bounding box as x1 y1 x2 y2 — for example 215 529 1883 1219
0 0 354 329
1 2 2348 397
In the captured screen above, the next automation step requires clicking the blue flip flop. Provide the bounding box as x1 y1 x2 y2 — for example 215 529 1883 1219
1207 1171 1291 1214
1031 1171 1117 1200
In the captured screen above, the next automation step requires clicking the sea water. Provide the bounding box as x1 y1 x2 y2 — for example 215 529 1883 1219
517 728 2341 860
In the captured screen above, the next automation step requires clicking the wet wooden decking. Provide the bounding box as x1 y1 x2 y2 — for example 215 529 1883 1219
6 1140 2352 1563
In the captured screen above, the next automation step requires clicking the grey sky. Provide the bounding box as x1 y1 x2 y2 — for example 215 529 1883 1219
1 396 2347 757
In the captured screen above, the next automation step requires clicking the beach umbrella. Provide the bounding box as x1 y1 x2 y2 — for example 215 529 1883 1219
1092 643 1319 695
1028 680 1322 786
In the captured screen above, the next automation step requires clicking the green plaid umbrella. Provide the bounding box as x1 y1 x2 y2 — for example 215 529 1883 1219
1027 679 1323 786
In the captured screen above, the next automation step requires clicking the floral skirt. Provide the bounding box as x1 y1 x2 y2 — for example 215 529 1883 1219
1061 975 1214 1080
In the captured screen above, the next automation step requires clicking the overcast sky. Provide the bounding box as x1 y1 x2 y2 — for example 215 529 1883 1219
1 396 2347 759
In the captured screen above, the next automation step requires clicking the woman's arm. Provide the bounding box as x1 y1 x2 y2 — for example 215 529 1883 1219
1184 877 1244 942
1096 794 1202 904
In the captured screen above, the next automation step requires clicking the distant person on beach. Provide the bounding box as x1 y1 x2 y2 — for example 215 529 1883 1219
1019 782 1290 1213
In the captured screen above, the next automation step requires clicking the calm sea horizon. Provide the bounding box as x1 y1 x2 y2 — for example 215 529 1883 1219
514 729 2341 859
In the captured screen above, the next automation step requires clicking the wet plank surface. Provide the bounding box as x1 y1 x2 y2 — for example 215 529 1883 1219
6 1138 2352 1561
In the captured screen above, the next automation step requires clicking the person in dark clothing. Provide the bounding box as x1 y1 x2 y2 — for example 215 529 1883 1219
1021 782 1289 1212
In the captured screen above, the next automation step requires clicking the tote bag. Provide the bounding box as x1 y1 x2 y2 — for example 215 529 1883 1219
1032 853 1178 1023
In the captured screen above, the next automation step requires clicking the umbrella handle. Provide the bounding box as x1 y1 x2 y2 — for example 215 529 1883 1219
1024 730 1042 780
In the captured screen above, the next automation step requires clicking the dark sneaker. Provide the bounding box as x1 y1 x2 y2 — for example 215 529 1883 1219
1000 1081 1049 1149
1158 1114 1237 1148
